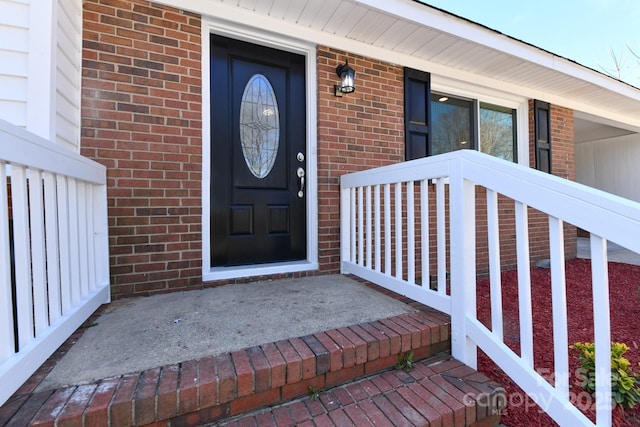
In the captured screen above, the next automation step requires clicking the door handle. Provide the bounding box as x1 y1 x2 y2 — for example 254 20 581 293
297 167 305 198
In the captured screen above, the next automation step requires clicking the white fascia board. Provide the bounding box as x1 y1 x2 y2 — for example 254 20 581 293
154 0 640 129
355 0 640 100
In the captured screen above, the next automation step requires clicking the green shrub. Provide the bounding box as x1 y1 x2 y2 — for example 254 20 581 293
571 342 640 408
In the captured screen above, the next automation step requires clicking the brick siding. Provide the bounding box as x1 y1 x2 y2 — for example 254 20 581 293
317 48 405 273
81 0 203 298
80 2 577 298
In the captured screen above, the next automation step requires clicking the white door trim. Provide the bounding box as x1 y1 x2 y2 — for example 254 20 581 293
201 18 318 281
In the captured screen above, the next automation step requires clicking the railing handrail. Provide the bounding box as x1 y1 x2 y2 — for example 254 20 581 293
340 149 640 426
0 118 105 184
342 149 640 253
0 119 110 406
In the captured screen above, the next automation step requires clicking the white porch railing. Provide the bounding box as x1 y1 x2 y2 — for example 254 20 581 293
341 149 640 427
0 119 110 405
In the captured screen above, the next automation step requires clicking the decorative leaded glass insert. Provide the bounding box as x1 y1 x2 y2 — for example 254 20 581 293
239 74 280 179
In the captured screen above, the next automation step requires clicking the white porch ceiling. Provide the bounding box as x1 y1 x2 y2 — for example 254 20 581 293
159 0 640 130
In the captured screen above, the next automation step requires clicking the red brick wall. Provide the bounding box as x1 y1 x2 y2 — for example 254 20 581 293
317 47 405 273
81 0 203 298
80 4 578 298
527 100 577 262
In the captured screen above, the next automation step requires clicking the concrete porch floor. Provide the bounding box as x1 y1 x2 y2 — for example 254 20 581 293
0 274 506 427
36 275 419 393
1 274 507 426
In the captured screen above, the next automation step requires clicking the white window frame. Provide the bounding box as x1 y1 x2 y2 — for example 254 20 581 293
432 76 529 166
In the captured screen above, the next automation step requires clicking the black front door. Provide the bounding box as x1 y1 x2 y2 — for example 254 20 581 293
210 35 307 267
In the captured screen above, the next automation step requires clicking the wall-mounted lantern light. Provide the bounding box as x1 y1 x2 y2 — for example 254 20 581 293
334 59 355 97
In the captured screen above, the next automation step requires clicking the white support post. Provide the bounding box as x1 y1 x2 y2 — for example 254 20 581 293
0 163 13 362
93 182 110 299
449 158 477 368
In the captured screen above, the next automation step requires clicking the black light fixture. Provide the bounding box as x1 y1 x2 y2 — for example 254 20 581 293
334 59 355 96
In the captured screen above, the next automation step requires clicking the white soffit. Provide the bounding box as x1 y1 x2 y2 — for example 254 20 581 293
158 0 640 128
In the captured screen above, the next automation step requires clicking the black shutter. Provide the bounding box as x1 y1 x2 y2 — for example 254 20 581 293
404 68 430 160
534 100 551 173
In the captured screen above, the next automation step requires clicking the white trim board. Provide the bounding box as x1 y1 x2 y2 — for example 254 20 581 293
201 18 319 282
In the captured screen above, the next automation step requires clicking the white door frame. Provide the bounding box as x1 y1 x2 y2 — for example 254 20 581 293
201 18 319 281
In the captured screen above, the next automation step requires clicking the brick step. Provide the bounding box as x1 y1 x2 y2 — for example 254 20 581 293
218 354 506 427
1 308 461 426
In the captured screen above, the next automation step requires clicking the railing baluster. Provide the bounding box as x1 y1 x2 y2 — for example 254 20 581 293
486 189 503 340
590 235 612 427
43 172 62 323
366 186 372 268
549 216 569 398
420 179 429 289
86 188 97 292
384 184 391 275
78 182 90 298
358 186 364 266
28 169 48 335
11 165 33 349
515 201 534 367
338 150 638 427
350 187 356 264
407 180 415 284
68 178 81 306
0 163 13 362
436 178 446 293
374 184 381 272
56 175 72 314
395 182 403 279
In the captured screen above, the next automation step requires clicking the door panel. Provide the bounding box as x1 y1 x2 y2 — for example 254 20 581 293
210 35 307 267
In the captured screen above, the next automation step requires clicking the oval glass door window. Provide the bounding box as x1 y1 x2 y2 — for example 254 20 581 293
239 74 280 179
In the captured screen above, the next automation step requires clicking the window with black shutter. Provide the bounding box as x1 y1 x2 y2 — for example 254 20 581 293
404 68 430 160
534 100 551 173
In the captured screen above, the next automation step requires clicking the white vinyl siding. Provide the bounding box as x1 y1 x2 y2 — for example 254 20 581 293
576 133 640 203
0 0 81 151
56 0 82 151
0 0 30 127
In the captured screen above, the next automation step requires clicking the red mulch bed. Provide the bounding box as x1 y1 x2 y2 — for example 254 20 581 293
476 258 640 426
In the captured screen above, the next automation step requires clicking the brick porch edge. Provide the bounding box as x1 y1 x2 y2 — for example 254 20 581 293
2 309 451 426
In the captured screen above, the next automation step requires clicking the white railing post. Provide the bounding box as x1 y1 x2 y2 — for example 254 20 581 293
93 182 111 298
338 150 640 427
449 156 477 368
0 163 12 363
0 119 110 406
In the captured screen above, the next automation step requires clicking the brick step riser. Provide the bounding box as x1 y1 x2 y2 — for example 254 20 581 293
219 355 506 427
3 311 451 427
